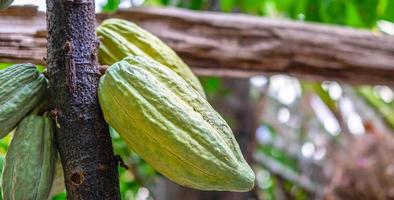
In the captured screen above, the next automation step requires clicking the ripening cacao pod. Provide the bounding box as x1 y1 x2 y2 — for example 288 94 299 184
2 114 56 200
0 64 47 138
97 18 206 98
98 55 255 191
0 0 13 9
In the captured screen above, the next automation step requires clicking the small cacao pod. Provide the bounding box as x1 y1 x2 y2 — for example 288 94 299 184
98 55 255 191
0 64 47 138
0 0 13 9
97 18 206 98
2 114 57 200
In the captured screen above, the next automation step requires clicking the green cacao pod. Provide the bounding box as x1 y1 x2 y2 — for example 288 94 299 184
47 158 65 199
0 64 47 138
99 55 255 191
0 0 13 9
2 114 56 200
97 18 206 98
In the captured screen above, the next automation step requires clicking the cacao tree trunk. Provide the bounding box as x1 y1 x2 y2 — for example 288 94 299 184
46 0 120 199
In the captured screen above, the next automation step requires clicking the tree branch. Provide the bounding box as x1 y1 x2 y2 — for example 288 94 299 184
46 1 120 199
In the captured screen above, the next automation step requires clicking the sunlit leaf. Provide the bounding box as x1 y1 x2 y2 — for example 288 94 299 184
200 77 221 93
286 0 307 19
0 63 45 71
219 0 237 12
353 0 379 27
345 2 364 27
358 86 394 129
302 82 337 112
304 0 322 22
241 0 265 14
102 0 121 13
319 0 347 25
190 0 205 10
381 0 394 22
0 63 13 70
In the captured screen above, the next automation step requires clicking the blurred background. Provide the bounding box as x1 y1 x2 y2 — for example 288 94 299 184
1 0 394 199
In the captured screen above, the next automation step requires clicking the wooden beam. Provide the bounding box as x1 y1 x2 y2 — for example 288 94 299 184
1 6 394 85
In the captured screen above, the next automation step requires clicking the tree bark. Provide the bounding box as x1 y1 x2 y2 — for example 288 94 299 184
46 1 120 199
1 6 394 86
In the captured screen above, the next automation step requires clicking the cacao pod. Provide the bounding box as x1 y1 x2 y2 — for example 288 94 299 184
0 64 47 138
98 55 255 191
0 0 13 9
2 114 57 200
47 158 65 199
97 18 206 98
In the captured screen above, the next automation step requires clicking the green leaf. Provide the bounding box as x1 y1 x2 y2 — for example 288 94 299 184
271 0 292 11
200 77 221 94
161 0 171 5
319 0 347 25
143 0 167 6
381 0 394 22
302 82 337 112
0 63 13 70
102 0 121 13
241 0 265 14
345 2 364 27
190 0 205 10
304 0 322 22
219 0 237 12
0 63 45 72
286 0 307 19
353 0 379 27
51 192 66 200
358 86 394 129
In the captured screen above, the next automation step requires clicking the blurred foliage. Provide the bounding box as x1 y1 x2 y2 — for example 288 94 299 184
110 127 157 199
255 167 308 200
0 63 12 69
135 0 393 198
102 0 121 13
143 0 394 28
358 86 394 129
0 63 45 71
257 145 299 172
302 82 337 112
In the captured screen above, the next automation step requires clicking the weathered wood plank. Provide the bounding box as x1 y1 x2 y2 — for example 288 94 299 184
1 6 394 85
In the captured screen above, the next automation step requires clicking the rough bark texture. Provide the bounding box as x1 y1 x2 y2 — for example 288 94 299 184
46 1 120 199
1 6 394 86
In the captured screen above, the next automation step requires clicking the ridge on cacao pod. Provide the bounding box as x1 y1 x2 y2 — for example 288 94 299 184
97 18 206 98
2 114 57 200
0 64 47 138
98 55 255 192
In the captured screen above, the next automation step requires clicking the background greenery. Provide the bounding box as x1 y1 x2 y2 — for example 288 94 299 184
100 0 394 199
